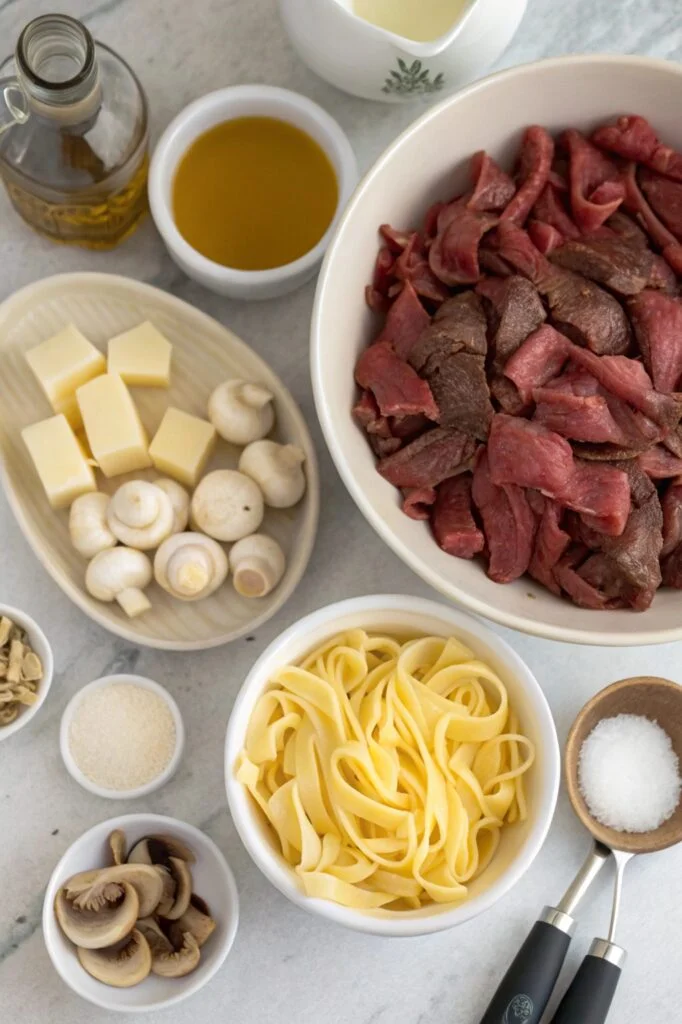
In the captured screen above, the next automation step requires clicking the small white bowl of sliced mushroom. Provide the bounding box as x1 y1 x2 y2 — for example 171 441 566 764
0 604 53 741
43 814 239 1012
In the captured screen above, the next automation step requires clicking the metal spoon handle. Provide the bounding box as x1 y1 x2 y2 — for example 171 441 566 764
549 940 625 1024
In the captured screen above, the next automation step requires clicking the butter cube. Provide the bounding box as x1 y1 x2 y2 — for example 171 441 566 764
22 415 97 509
149 407 216 487
107 321 173 387
77 374 152 478
25 324 106 429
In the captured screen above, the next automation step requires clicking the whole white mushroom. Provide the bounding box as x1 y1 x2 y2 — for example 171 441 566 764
207 380 275 445
238 440 306 508
190 470 264 542
154 478 190 534
154 532 228 601
85 547 153 618
229 533 285 598
69 492 117 559
107 481 175 550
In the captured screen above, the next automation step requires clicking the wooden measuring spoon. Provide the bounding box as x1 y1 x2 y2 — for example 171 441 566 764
550 676 682 1024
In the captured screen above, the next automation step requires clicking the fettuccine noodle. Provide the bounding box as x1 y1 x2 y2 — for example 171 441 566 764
237 630 535 910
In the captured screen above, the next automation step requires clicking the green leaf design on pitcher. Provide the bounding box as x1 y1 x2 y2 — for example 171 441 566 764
381 59 445 97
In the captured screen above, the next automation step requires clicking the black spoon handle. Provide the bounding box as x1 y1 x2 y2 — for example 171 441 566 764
549 940 625 1024
478 910 573 1024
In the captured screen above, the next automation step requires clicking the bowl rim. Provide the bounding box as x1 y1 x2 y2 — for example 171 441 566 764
224 593 560 936
148 83 359 288
311 53 682 647
59 674 186 799
0 270 320 650
0 602 54 741
42 812 240 1013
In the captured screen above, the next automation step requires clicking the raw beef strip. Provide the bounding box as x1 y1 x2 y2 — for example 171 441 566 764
661 480 682 556
496 221 632 356
627 290 682 393
431 474 484 558
622 162 682 273
472 449 536 583
664 425 682 458
662 545 682 587
592 115 658 162
489 375 528 415
375 281 431 360
559 460 631 536
390 413 430 440
355 341 439 420
476 275 546 369
549 236 653 295
392 233 451 304
467 151 516 213
533 183 581 239
479 244 514 277
533 388 627 444
606 211 649 248
380 225 414 253
429 201 497 286
500 126 554 227
488 414 574 494
528 221 564 254
402 486 437 521
648 255 678 295
353 390 393 439
639 168 682 240
542 363 601 397
409 292 493 439
424 201 446 237
553 546 613 609
528 497 570 595
561 129 625 232
503 325 570 402
638 446 682 480
377 428 476 488
649 145 682 182
567 346 682 431
366 247 395 312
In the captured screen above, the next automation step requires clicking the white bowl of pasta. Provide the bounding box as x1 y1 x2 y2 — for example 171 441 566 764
224 594 560 936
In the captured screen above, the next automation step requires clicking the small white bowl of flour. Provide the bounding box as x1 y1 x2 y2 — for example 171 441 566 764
60 675 185 799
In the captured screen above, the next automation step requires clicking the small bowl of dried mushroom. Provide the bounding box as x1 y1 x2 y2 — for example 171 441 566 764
42 813 239 1012
0 604 53 741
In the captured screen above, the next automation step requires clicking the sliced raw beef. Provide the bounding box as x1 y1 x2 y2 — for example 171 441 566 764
353 390 392 439
468 151 516 213
639 168 682 240
424 201 446 238
606 211 649 248
391 233 451 305
390 412 430 440
495 221 632 355
380 225 414 253
355 341 439 420
553 546 614 609
377 428 475 488
528 221 564 254
664 425 682 458
488 414 574 493
532 183 581 238
409 292 492 438
638 446 682 480
366 246 395 312
648 255 678 295
533 387 627 444
622 162 682 273
549 236 653 295
560 460 631 536
431 474 485 557
503 325 569 402
476 275 546 369
649 144 682 182
472 449 535 582
561 129 625 232
592 115 658 163
662 545 682 587
402 486 437 520
479 244 514 277
500 126 554 226
369 434 401 457
627 290 682 393
528 497 570 595
661 480 682 557
375 281 431 360
489 375 528 415
429 201 497 286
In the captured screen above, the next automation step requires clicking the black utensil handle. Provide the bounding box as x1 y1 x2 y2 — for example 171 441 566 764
478 915 573 1024
549 945 624 1024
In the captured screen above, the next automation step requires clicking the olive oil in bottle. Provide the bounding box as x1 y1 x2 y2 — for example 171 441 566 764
0 14 149 249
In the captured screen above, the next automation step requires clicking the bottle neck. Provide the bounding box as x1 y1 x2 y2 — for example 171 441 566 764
15 14 101 125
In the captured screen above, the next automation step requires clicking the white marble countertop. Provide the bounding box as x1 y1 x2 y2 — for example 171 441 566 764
1 1 682 1021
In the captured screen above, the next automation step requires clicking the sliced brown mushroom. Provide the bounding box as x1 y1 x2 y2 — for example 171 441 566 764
109 829 127 866
127 834 196 866
136 916 174 956
149 931 200 978
154 865 176 918
163 857 192 920
167 894 216 949
78 929 152 987
66 864 163 919
55 881 139 950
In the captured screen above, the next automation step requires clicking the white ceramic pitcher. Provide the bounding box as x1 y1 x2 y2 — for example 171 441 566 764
278 0 528 103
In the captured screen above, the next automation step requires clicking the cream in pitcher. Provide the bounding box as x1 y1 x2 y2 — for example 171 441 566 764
277 0 528 102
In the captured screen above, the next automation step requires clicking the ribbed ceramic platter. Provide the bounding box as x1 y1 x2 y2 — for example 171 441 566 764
0 273 319 650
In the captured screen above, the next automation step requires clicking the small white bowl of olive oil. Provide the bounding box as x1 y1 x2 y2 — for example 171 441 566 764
149 85 358 300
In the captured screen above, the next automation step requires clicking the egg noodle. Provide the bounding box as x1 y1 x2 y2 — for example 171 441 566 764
237 630 535 910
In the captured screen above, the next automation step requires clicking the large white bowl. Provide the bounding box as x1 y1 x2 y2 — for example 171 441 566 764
43 813 239 1013
311 55 682 646
225 594 560 936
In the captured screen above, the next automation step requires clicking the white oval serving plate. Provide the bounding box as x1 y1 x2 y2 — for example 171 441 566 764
0 273 319 650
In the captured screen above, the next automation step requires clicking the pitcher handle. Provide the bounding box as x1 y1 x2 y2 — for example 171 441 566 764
0 77 29 137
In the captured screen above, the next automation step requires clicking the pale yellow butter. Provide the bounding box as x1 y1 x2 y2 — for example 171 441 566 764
107 321 173 387
77 374 152 477
22 414 97 509
149 407 216 487
25 324 106 429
